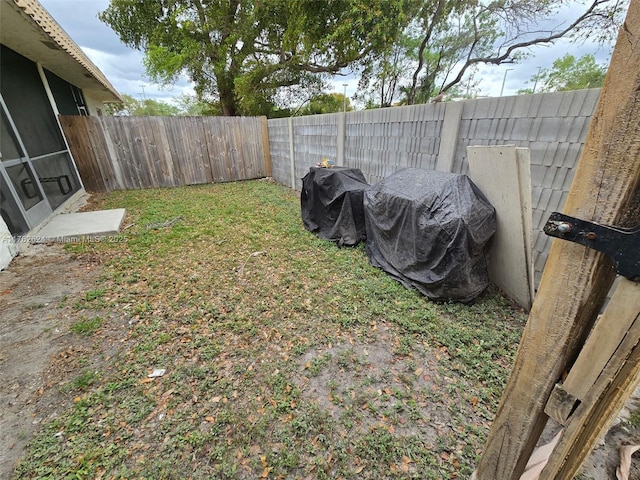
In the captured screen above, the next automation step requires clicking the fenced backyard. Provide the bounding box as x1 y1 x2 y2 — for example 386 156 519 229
13 180 527 479
9 86 640 479
59 89 601 288
268 89 600 286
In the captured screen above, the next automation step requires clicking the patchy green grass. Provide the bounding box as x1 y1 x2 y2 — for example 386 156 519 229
61 370 100 393
70 316 103 335
16 180 526 479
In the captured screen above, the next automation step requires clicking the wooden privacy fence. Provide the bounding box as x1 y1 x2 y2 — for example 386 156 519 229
59 115 271 192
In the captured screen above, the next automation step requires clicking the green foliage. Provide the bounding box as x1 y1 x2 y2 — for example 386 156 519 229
106 93 221 116
99 0 412 117
298 93 350 115
629 408 640 429
64 370 99 392
519 54 607 94
85 289 106 301
356 31 421 108
173 93 220 116
107 94 179 116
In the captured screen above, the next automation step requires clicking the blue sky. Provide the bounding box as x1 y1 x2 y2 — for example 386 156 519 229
38 0 616 107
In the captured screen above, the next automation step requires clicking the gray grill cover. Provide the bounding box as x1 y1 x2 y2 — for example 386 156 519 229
364 168 496 302
301 167 369 246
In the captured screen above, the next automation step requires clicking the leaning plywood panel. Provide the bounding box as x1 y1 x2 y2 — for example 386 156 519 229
467 145 535 309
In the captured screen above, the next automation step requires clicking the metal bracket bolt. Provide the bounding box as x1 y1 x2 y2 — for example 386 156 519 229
544 212 640 281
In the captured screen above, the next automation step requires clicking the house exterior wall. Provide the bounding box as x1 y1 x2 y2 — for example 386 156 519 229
0 0 120 270
1 45 84 217
0 215 17 270
0 45 95 269
84 94 108 117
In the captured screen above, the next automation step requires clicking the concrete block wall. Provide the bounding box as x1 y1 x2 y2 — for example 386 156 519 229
267 118 291 187
343 103 446 185
267 88 601 288
291 114 339 191
452 89 600 283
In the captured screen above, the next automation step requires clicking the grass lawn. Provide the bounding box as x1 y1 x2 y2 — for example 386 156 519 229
16 180 526 479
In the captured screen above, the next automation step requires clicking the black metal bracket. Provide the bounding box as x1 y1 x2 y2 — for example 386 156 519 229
544 212 640 281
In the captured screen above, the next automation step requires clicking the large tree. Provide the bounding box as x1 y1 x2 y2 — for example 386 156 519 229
99 0 412 116
358 0 626 105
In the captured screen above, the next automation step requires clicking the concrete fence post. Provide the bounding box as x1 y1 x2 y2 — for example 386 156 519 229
288 117 296 189
436 102 464 173
336 113 345 167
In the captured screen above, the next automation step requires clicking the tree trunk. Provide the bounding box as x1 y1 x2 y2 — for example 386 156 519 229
216 72 238 116
219 87 237 116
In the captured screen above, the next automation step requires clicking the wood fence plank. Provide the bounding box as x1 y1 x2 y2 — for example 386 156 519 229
59 116 105 192
241 118 258 179
188 117 207 184
168 117 185 184
242 118 256 179
132 117 154 188
97 117 121 191
155 118 175 187
161 117 182 186
106 117 134 189
183 117 199 184
223 119 236 181
222 117 235 181
227 118 241 180
128 117 146 187
203 117 225 182
541 279 640 478
86 117 117 192
195 117 214 183
215 117 230 182
475 1 640 478
260 116 271 177
60 115 268 190
141 116 161 188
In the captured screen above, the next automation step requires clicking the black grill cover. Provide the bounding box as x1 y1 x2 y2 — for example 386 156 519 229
301 167 369 246
364 168 496 302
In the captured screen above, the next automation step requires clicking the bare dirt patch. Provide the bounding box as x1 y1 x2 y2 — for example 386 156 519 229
0 244 103 478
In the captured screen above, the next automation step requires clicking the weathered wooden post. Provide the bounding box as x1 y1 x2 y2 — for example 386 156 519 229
475 0 640 477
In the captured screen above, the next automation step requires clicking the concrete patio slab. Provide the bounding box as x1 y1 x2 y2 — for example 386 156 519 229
28 209 126 243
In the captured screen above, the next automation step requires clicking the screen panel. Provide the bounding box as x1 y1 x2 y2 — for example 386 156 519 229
31 152 80 210
0 46 66 157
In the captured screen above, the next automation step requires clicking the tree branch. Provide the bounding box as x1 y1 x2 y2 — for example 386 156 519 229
440 0 606 93
408 0 447 104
